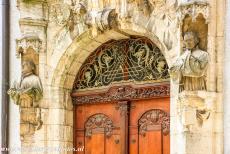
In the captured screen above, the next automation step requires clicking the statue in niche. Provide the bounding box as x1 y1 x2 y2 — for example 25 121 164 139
169 31 209 92
8 60 43 139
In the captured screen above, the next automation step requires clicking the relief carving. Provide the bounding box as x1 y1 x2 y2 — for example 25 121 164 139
8 60 43 140
196 109 210 126
139 109 170 136
49 0 118 40
72 84 170 104
49 1 88 40
87 8 118 31
169 31 209 92
85 114 113 137
145 0 179 50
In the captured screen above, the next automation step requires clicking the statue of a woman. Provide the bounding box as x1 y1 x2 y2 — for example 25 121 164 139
169 32 209 92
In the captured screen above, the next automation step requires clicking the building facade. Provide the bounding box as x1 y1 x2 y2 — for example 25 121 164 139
1 0 230 153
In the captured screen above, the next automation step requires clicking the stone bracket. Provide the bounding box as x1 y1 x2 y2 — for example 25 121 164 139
177 91 216 131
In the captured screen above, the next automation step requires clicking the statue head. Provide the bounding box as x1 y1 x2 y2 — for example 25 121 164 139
183 32 199 50
22 60 36 77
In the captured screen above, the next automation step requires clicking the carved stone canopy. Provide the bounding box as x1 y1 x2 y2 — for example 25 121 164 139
177 0 209 23
16 33 42 57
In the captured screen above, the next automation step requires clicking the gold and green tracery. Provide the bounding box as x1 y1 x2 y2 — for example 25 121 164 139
73 37 169 91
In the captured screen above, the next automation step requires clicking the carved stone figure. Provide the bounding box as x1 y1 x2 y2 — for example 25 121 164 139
8 60 43 140
169 32 209 92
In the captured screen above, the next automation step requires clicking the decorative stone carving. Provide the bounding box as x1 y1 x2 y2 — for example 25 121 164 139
177 91 213 130
169 31 209 92
8 60 43 140
196 109 210 126
87 8 118 31
49 1 118 39
177 0 210 23
49 1 88 39
145 0 178 50
85 114 113 137
16 34 42 57
72 84 170 104
139 109 170 136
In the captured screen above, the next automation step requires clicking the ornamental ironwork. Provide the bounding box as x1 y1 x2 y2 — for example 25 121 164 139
73 37 169 91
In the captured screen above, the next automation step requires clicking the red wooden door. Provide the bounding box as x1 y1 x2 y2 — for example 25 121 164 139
73 98 170 154
74 102 122 154
129 98 170 154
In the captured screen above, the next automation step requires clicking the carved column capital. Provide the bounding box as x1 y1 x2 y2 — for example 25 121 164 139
177 1 210 24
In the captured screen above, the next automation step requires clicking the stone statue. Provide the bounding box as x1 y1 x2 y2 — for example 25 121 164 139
8 60 43 139
169 32 209 92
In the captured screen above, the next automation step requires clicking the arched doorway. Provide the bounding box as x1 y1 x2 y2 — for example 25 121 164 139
71 36 170 154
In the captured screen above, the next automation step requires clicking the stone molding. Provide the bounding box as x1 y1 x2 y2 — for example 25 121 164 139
19 18 48 27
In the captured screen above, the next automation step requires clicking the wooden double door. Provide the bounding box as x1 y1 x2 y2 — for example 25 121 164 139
74 98 170 154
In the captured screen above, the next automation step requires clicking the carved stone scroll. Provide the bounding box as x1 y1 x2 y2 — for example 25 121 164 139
85 114 113 137
71 84 170 104
139 109 170 136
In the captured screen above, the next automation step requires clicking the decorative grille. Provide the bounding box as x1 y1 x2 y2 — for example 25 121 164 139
73 37 169 91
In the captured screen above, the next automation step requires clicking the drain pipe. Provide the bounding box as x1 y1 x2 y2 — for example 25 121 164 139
1 0 10 153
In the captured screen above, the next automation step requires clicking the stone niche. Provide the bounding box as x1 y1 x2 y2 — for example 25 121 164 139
169 0 211 129
182 14 208 51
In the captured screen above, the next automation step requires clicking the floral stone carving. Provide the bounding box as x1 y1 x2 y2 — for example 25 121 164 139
8 60 43 140
169 31 209 92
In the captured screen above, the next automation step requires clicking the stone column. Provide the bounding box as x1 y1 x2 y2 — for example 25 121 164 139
224 0 230 153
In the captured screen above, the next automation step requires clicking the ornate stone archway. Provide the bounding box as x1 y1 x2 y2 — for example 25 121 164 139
8 0 224 153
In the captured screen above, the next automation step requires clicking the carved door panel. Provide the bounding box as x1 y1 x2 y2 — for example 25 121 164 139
74 98 170 154
74 102 122 154
129 98 170 154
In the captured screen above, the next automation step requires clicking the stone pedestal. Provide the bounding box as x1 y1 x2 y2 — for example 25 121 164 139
177 91 215 154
